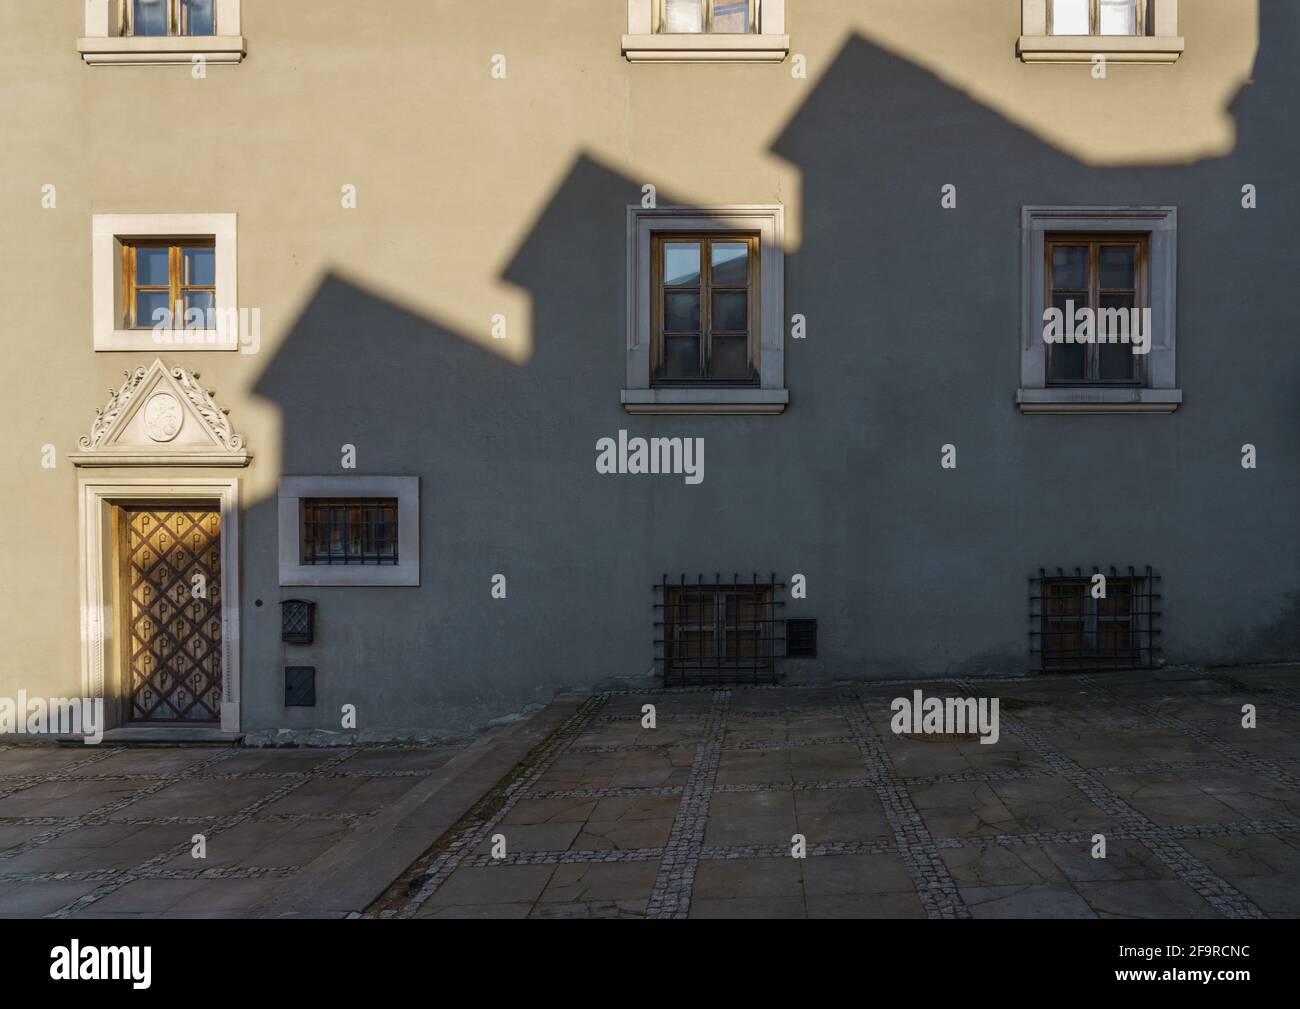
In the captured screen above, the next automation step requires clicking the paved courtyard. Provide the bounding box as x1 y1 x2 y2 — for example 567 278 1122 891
1 665 1297 918
369 666 1300 919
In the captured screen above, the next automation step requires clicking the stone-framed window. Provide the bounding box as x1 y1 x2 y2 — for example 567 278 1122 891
624 205 787 414
1018 206 1180 414
278 477 421 587
92 213 238 352
1018 0 1183 64
623 0 789 63
79 0 245 66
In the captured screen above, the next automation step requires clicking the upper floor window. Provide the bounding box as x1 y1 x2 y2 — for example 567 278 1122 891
128 0 215 37
659 0 756 34
1050 0 1143 36
653 234 758 385
122 240 216 330
1045 235 1147 385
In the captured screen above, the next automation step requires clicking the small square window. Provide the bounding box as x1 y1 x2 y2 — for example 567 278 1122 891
658 579 781 685
121 239 216 331
624 0 787 62
278 477 419 587
301 498 399 566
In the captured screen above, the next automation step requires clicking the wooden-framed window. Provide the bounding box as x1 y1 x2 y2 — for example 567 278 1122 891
664 584 774 674
301 498 399 566
652 233 759 385
127 0 216 37
658 0 757 34
121 240 216 330
1049 0 1145 36
1045 233 1147 385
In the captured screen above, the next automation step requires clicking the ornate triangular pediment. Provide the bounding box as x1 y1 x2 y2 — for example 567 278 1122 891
70 359 250 467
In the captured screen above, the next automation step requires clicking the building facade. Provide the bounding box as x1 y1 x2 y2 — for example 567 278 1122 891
0 1 1295 741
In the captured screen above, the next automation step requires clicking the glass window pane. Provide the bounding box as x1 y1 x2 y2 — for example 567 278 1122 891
1099 294 1137 381
710 1 751 33
712 290 747 332
662 0 703 33
1099 0 1138 35
182 0 215 37
184 289 215 322
1050 0 1090 34
711 242 748 285
664 291 700 331
183 246 215 286
710 334 750 380
134 0 168 36
1051 245 1088 290
663 335 701 379
664 242 701 286
135 289 171 327
1099 245 1136 289
135 246 170 286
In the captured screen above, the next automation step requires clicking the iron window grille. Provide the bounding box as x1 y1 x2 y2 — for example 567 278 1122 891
655 573 784 686
1030 566 1160 672
301 498 398 566
280 599 315 644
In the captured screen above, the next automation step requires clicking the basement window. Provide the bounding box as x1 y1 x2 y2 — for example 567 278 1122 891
655 575 784 685
1031 566 1160 672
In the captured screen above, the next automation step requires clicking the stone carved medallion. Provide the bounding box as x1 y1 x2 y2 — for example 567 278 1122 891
143 392 183 443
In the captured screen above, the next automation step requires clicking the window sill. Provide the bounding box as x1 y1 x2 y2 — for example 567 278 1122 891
622 388 788 415
1016 388 1183 414
95 329 239 352
78 36 246 66
1017 35 1185 64
622 34 790 63
278 566 418 588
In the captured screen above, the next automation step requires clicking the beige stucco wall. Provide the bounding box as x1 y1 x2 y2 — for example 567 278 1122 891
0 1 1262 711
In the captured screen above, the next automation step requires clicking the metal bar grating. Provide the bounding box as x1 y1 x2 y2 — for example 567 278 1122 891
1030 565 1161 673
654 573 785 686
302 498 398 566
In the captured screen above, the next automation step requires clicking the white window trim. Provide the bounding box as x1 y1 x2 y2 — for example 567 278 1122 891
92 213 238 352
624 0 789 63
624 204 787 415
1018 205 1181 415
80 0 245 66
1018 0 1183 64
278 477 421 587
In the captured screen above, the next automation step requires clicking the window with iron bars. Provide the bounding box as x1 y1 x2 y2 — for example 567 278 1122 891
301 498 398 566
1030 566 1160 672
655 574 783 686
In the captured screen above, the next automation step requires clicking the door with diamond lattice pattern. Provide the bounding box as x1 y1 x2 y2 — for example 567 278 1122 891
120 506 223 722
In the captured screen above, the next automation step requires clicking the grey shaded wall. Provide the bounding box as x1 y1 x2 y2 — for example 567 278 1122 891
246 19 1299 738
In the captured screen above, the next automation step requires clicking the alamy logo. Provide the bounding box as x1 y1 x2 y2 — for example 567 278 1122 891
890 690 1000 745
1043 300 1151 355
596 430 704 485
50 941 151 989
0 693 103 744
151 304 262 354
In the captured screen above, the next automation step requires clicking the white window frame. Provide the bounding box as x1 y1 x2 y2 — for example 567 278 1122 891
80 0 245 66
1018 0 1183 64
624 205 787 415
1018 206 1180 414
278 477 421 587
92 213 238 352
624 0 789 63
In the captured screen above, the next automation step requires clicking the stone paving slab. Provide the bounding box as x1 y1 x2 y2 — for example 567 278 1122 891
366 665 1300 919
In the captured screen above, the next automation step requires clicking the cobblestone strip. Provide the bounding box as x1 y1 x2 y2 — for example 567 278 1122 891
936 818 1300 850
531 785 684 800
701 840 899 859
727 734 857 751
0 747 241 860
383 694 610 919
646 690 731 919
0 865 301 884
1079 675 1300 792
717 777 878 793
461 847 665 867
838 690 970 919
50 748 361 918
953 678 1267 919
